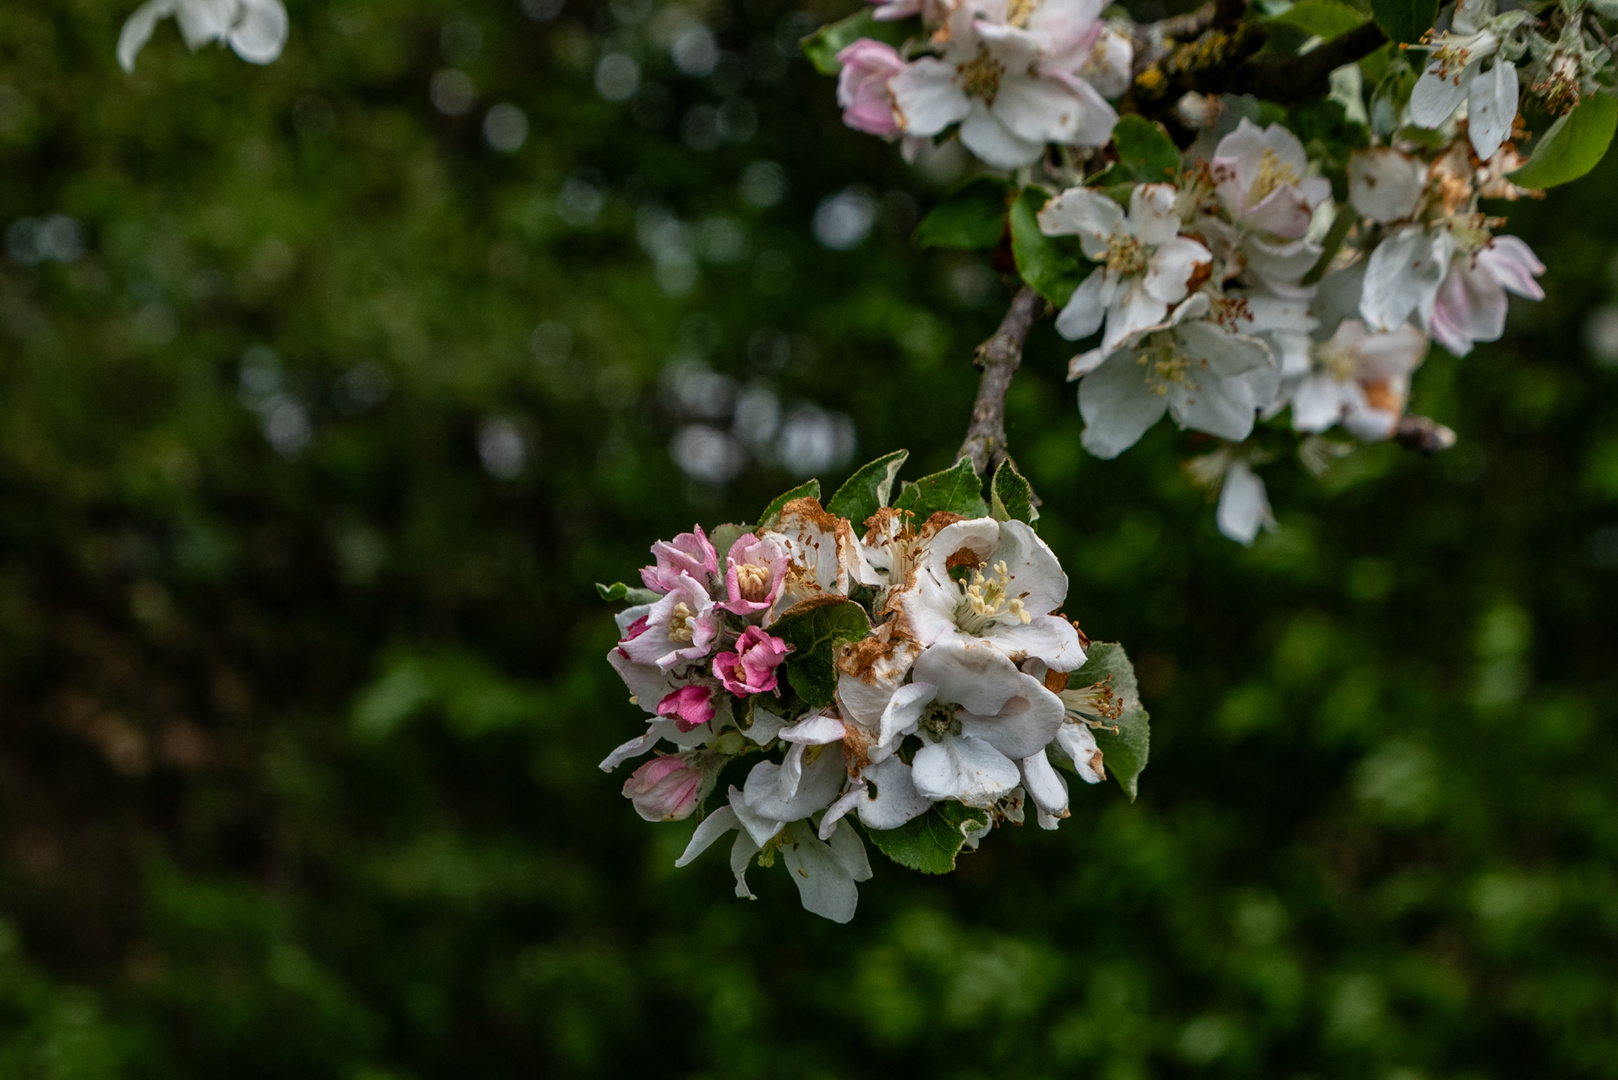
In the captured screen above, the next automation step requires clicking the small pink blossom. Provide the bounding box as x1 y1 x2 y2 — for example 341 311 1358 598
656 684 716 732
1428 235 1544 357
723 533 789 616
640 526 718 594
622 752 719 822
713 627 791 697
835 39 903 137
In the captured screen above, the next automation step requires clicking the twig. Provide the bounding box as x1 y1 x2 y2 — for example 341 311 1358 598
1132 2 1218 79
1394 415 1457 455
957 286 1046 477
1232 21 1388 103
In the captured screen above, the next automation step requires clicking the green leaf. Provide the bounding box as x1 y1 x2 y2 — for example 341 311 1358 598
1369 0 1437 45
1510 94 1618 190
768 599 872 708
1109 114 1182 184
596 581 661 605
760 480 821 528
1368 57 1417 140
1286 97 1370 162
1268 0 1368 40
827 449 910 526
892 457 987 519
799 10 904 76
989 459 1037 527
1064 642 1150 801
865 801 990 874
1009 187 1087 307
913 177 1011 250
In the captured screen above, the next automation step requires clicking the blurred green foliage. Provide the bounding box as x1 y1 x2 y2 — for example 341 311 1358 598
0 0 1617 1077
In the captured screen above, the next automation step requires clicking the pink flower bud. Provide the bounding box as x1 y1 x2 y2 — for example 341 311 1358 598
713 626 792 697
622 752 718 822
835 40 904 138
656 684 716 732
639 526 719 593
723 533 789 616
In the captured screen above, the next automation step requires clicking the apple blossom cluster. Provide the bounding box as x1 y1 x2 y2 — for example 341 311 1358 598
816 0 1618 543
598 453 1148 922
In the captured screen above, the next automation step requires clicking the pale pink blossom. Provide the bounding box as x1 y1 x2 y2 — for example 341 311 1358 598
1209 120 1331 240
639 527 718 594
622 752 721 822
1428 236 1545 357
619 572 721 671
835 39 904 137
722 533 789 616
713 627 792 696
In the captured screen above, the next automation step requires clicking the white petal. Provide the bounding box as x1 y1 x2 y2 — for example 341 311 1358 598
598 726 660 771
1428 256 1505 356
825 817 874 881
1167 368 1258 442
854 756 935 830
1290 374 1349 433
1349 148 1427 223
959 673 1066 760
729 830 761 899
1078 349 1170 458
1353 323 1429 381
1409 61 1475 129
1177 320 1274 376
729 783 786 847
959 103 1044 168
1478 235 1544 299
1104 280 1171 353
981 615 1085 671
780 821 860 923
890 57 971 137
1127 183 1182 246
989 72 1084 145
1038 188 1124 257
1019 748 1069 825
1054 269 1113 340
780 712 846 745
1360 228 1451 333
987 519 1067 617
1467 60 1517 161
175 0 233 47
741 750 846 828
1055 723 1105 783
117 0 177 72
913 640 1026 717
675 805 739 867
911 734 1021 807
1142 236 1211 304
877 680 936 758
1216 460 1276 545
229 0 288 63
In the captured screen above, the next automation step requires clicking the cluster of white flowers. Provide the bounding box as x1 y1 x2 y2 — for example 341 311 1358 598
829 0 1568 544
835 0 1132 167
600 471 1143 921
118 0 288 72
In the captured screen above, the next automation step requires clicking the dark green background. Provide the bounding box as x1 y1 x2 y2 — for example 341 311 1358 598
1 0 1617 1076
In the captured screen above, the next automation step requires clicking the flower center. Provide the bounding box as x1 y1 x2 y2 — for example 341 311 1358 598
954 559 1033 633
919 700 961 742
1248 147 1301 205
1104 230 1147 276
1313 338 1358 382
1005 0 1043 28
734 563 771 602
1136 333 1200 395
668 601 697 642
1059 676 1122 722
956 47 1005 104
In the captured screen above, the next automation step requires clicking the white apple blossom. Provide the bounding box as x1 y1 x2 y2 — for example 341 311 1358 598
1040 183 1213 352
118 0 288 72
761 499 861 620
1292 320 1429 438
1072 295 1275 459
878 640 1066 807
1361 226 1544 355
894 517 1085 672
1428 236 1545 357
889 0 1120 168
1208 120 1332 240
1408 7 1521 161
